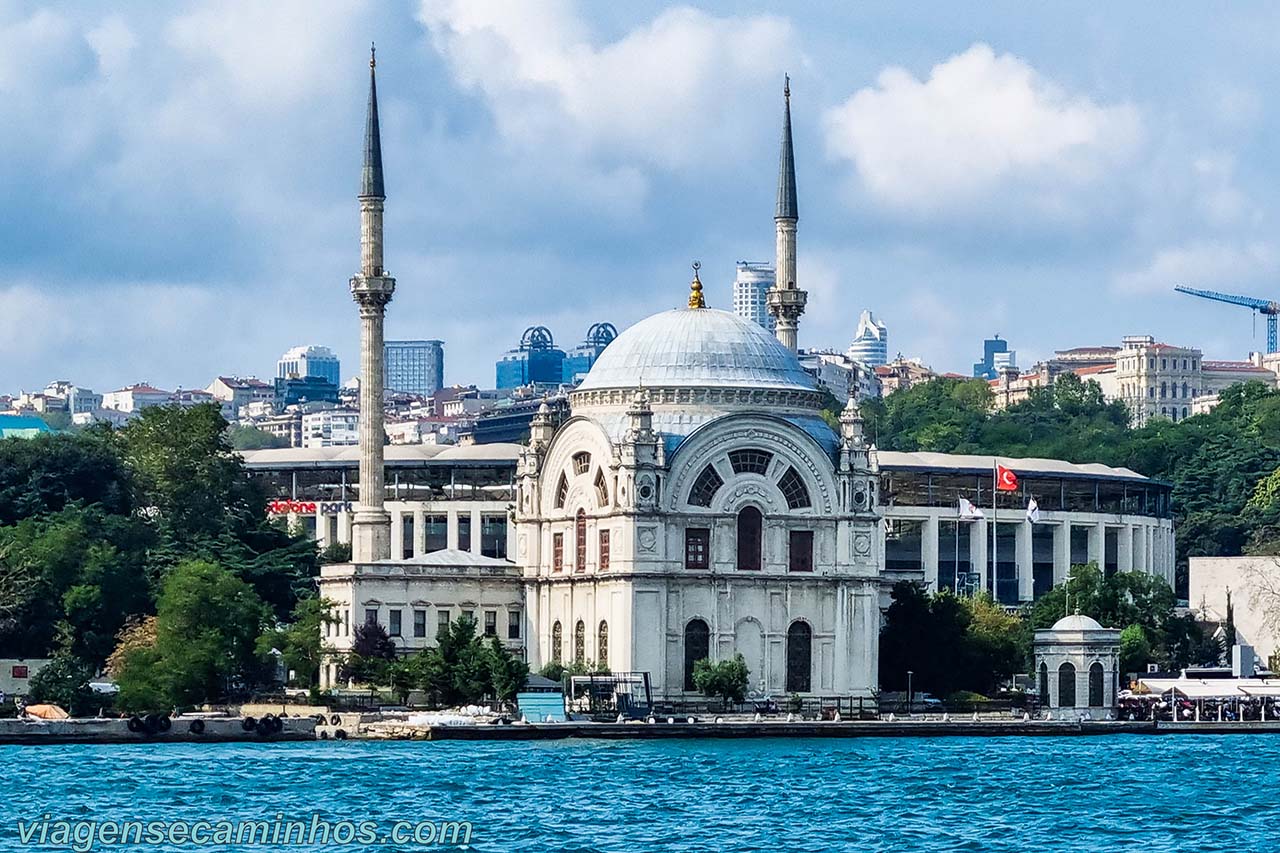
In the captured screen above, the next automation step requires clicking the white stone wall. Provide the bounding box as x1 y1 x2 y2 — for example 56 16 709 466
1190 555 1280 661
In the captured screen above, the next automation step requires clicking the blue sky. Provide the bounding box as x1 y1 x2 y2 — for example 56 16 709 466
4 1 1280 392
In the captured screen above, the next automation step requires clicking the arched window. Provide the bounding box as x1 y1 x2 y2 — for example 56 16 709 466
689 465 724 507
1089 661 1105 707
597 621 609 669
786 621 812 693
551 621 563 663
572 452 591 475
554 473 568 509
777 467 811 509
594 469 609 507
1039 662 1049 706
729 449 773 475
684 619 710 691
1058 662 1076 707
575 509 587 572
1182 407 1189 420
737 506 762 570
574 620 586 665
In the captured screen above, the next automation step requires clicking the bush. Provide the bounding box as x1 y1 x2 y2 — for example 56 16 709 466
692 654 750 709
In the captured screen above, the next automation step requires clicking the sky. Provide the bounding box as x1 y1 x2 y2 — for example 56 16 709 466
5 1 1280 393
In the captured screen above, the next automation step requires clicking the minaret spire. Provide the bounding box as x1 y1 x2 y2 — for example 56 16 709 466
767 74 806 353
361 43 385 203
776 74 797 221
349 45 396 563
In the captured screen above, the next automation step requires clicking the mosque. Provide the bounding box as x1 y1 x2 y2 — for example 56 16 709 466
310 51 1171 700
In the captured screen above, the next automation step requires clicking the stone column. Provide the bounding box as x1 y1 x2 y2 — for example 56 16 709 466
1016 520 1034 601
921 514 940 591
1054 522 1070 585
413 508 426 557
972 518 989 594
349 283 393 562
389 509 403 560
1119 525 1134 573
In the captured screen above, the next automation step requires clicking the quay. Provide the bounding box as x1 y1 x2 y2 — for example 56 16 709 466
0 713 317 745
330 717 1160 741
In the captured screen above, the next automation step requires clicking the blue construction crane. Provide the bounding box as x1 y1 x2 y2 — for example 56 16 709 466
1174 285 1280 353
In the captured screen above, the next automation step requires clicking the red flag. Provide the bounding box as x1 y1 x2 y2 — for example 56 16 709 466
996 465 1018 492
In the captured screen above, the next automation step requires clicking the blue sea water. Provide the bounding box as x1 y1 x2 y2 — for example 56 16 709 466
0 735 1268 852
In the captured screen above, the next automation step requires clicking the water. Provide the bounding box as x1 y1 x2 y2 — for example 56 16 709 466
0 735 1266 851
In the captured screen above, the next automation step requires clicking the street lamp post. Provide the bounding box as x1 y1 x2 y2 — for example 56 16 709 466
907 670 914 715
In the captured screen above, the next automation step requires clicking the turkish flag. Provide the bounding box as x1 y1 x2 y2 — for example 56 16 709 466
996 465 1019 492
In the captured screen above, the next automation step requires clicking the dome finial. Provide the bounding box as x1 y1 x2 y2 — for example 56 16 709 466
688 260 705 309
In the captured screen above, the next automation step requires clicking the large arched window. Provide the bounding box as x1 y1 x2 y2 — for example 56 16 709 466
786 621 812 693
689 465 724 507
597 621 609 669
777 467 811 509
575 509 587 572
683 619 710 691
1088 662 1105 708
737 506 762 571
1058 662 1076 707
551 621 563 664
574 620 586 665
728 449 773 475
1039 662 1049 706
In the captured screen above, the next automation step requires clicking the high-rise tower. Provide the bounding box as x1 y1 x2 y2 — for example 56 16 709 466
349 45 395 563
766 75 806 353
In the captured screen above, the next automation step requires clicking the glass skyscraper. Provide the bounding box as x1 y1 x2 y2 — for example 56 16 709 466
384 340 445 396
277 345 340 385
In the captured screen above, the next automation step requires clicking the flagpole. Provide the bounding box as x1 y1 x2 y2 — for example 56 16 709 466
991 458 997 600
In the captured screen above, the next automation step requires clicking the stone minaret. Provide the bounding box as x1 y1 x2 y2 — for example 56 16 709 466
349 45 395 563
766 75 807 353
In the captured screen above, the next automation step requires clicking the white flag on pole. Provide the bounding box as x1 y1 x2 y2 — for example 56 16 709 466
957 497 985 519
1026 497 1041 523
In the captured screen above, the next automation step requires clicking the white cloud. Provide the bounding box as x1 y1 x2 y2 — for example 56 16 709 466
1114 241 1278 295
823 43 1142 215
417 1 795 171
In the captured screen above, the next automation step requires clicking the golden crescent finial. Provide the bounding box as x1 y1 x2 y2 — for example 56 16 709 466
688 260 705 309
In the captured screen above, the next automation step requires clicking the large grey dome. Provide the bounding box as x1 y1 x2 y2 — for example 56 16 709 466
575 308 816 393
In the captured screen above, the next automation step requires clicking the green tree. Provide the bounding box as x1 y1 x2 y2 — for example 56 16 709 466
424 615 490 706
257 597 337 691
0 430 132 525
116 405 319 619
114 560 271 710
0 507 152 663
691 654 750 709
486 636 530 703
961 594 1029 694
27 655 97 716
1118 624 1152 674
226 424 288 450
